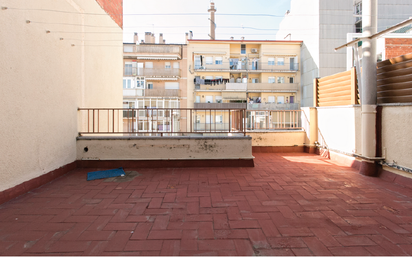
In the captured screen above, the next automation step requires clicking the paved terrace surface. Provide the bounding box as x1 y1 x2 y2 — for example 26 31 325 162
1 153 412 256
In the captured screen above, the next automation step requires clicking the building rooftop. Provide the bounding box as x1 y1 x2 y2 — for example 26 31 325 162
1 152 412 255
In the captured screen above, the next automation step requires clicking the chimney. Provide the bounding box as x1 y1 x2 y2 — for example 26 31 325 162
141 40 144 44
163 39 166 44
241 36 245 41
145 32 151 43
189 31 193 39
151 33 155 43
159 33 164 44
185 32 189 43
133 33 138 44
208 2 216 40
230 37 234 40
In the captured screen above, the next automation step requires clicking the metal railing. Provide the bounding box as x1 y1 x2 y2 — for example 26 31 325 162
247 110 302 130
247 103 300 110
194 61 299 72
78 108 248 136
124 68 181 77
77 108 303 136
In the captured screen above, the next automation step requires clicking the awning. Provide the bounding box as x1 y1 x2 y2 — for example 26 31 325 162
222 92 247 100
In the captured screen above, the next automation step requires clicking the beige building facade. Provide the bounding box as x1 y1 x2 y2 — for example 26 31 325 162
186 39 302 129
123 33 188 133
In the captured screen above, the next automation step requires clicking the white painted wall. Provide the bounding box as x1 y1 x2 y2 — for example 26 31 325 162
381 105 412 170
316 106 361 154
0 0 123 192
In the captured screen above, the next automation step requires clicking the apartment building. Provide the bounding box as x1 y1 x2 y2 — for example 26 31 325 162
186 39 302 129
187 39 302 108
276 0 412 106
123 33 187 133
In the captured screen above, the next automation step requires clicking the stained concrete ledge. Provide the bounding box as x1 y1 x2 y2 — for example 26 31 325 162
76 136 254 167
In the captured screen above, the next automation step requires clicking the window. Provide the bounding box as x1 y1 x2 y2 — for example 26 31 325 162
173 62 179 69
205 95 213 103
206 115 212 124
147 82 153 89
277 96 285 104
216 115 223 123
145 62 153 68
241 44 246 54
123 78 133 89
136 78 145 88
215 76 223 80
165 82 179 89
194 56 201 69
215 96 222 103
205 57 213 65
289 77 294 83
268 58 275 66
277 77 285 83
195 96 200 103
123 101 135 109
252 78 259 83
277 57 284 65
165 62 171 69
124 46 133 52
215 57 223 65
290 96 295 104
124 62 133 75
268 96 275 103
268 77 275 83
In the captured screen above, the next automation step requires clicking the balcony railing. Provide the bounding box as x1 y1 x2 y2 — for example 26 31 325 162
194 103 246 109
247 110 302 130
78 108 303 137
195 61 299 72
78 108 247 136
135 45 181 54
247 103 300 110
247 83 299 91
124 68 181 78
123 88 144 97
145 89 180 97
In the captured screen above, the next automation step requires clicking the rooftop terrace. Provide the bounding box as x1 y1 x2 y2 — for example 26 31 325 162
1 153 412 255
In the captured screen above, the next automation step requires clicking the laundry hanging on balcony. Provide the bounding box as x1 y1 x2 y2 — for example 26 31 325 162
194 78 230 85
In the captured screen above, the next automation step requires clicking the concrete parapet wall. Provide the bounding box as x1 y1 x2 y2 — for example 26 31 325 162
77 136 253 161
381 105 412 170
246 131 307 147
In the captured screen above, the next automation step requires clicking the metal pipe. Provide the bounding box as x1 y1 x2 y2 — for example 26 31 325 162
360 0 378 176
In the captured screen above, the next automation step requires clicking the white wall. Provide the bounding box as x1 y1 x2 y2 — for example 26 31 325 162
317 106 361 154
0 0 123 192
381 105 412 170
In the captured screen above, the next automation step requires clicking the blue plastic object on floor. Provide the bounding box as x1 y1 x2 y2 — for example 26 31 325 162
87 168 125 181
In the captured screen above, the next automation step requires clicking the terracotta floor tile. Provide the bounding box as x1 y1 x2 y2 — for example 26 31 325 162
1 153 412 255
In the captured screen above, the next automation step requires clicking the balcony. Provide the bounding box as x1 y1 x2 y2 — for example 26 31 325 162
123 88 144 98
124 44 181 59
247 103 300 110
124 68 181 78
145 88 180 97
194 61 299 72
194 103 246 109
194 83 299 93
247 83 299 92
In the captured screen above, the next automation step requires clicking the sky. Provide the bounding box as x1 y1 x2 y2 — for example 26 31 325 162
123 0 291 44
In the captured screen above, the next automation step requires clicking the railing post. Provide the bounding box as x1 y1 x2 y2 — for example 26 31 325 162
229 109 231 133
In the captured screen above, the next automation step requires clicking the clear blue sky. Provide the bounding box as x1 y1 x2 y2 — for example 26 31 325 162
123 0 291 44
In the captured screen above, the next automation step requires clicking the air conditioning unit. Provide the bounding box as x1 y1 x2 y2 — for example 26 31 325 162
251 48 258 53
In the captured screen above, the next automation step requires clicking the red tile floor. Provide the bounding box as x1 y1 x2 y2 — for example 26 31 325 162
1 153 412 255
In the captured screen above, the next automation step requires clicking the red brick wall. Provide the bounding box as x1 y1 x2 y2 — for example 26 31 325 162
95 0 123 29
385 38 412 60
